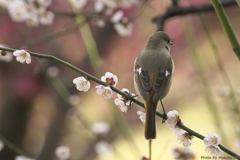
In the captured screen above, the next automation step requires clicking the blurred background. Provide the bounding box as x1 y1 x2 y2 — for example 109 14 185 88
0 0 240 159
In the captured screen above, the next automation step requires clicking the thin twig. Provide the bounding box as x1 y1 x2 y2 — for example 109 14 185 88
14 21 86 48
0 134 33 158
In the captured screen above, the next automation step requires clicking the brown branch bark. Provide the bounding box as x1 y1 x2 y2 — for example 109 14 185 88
152 0 237 31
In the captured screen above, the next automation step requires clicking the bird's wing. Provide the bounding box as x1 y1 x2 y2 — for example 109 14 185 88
135 63 152 101
152 61 173 102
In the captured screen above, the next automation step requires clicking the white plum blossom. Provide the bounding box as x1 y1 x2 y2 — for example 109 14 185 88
28 0 46 14
73 77 91 92
176 130 192 147
114 88 135 112
94 0 116 15
204 133 221 146
15 156 36 160
0 44 13 62
205 145 222 157
137 111 146 123
13 50 31 64
7 0 54 26
95 141 113 158
117 88 135 106
203 133 222 156
91 122 110 135
111 10 124 23
101 72 118 87
114 98 128 112
94 0 104 13
27 0 52 8
55 146 70 160
68 0 87 9
0 52 13 62
39 11 54 25
8 1 29 22
114 20 133 37
166 110 180 130
96 85 113 99
25 13 39 27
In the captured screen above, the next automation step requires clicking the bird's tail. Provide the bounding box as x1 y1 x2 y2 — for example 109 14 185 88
145 100 157 139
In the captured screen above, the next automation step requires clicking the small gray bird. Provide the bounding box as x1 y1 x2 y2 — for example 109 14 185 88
134 31 174 139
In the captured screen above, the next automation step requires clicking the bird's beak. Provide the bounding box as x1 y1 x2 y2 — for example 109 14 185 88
170 41 173 45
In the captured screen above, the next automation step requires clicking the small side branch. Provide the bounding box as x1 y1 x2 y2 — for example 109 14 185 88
152 0 236 31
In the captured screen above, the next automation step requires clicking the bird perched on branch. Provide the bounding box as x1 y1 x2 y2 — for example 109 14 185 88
134 31 174 139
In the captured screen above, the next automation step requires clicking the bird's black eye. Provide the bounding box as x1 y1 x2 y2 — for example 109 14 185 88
168 39 173 45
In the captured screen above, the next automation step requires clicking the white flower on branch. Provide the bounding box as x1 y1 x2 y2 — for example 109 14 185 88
28 0 46 14
39 11 55 25
68 0 87 9
114 98 128 112
114 18 133 37
91 122 110 135
94 0 116 15
166 110 180 130
101 72 118 87
114 88 135 112
117 88 135 105
55 146 70 160
15 155 36 160
73 77 91 92
96 85 113 99
0 44 13 62
25 13 39 27
176 130 192 147
205 145 222 157
8 1 29 22
203 132 222 156
137 111 146 123
111 10 124 23
13 50 31 64
204 133 221 146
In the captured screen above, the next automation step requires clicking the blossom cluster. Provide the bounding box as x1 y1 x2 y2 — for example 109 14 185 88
0 48 32 64
0 0 137 36
73 72 136 113
165 110 192 147
0 0 54 27
91 0 136 36
204 133 222 157
165 110 222 157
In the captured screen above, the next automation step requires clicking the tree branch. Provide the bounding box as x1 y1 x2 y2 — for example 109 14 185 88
152 0 237 31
